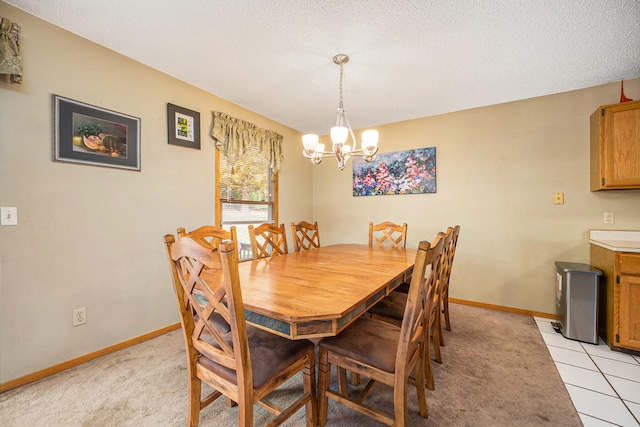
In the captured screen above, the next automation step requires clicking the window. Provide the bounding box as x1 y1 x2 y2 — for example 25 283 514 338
211 111 283 261
216 145 278 261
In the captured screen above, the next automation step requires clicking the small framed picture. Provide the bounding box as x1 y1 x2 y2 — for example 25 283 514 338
53 95 141 171
167 103 200 149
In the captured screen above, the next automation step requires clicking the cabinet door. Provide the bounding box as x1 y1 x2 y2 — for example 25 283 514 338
618 274 640 351
602 102 640 188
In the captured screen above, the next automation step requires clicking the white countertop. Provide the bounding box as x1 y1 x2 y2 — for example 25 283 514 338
588 230 640 253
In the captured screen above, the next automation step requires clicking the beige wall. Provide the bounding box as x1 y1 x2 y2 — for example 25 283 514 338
2 2 640 383
0 4 313 382
313 78 640 314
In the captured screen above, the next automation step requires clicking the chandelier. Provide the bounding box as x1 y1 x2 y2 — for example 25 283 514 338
302 54 379 170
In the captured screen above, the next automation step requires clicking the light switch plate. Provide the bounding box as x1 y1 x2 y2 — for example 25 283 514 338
1 207 18 226
553 192 564 205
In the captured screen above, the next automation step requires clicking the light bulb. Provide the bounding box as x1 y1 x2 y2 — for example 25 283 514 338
361 130 379 149
330 126 348 145
302 134 319 151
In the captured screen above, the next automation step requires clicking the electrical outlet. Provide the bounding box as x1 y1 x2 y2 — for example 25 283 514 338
73 307 87 326
604 212 615 225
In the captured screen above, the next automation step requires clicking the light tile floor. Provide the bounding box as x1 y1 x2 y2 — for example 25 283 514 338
534 317 640 427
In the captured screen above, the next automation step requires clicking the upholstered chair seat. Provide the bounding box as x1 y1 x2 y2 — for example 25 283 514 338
319 317 401 373
199 325 315 389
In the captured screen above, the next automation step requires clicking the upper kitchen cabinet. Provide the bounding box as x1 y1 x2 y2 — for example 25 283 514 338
590 100 640 191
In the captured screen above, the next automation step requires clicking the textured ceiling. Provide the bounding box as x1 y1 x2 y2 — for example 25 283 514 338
5 0 640 135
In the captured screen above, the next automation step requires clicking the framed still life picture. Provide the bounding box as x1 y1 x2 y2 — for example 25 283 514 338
53 95 141 171
353 147 436 196
167 103 200 149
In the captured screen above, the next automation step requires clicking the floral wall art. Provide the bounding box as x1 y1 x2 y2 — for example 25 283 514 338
352 147 436 196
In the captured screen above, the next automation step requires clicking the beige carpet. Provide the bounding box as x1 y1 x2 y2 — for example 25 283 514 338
0 303 581 426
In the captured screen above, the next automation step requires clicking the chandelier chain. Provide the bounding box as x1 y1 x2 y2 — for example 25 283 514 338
338 63 344 110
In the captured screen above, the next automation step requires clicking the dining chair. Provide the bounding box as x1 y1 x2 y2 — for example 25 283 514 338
369 221 408 248
317 238 442 426
248 223 288 259
176 225 237 250
175 225 239 335
350 220 409 386
163 235 317 427
434 229 453 348
367 221 410 297
441 225 461 332
290 221 320 252
367 231 447 390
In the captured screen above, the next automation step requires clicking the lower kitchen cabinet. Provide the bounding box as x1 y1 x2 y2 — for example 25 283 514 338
590 245 640 354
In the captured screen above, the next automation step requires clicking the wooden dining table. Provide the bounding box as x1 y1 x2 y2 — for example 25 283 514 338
205 243 417 340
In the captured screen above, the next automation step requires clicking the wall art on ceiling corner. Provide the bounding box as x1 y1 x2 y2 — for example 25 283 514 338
53 95 141 171
167 103 200 149
352 147 436 196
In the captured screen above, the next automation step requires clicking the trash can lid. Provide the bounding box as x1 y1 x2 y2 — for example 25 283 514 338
555 261 603 275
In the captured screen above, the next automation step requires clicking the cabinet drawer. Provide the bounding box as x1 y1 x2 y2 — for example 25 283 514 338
617 253 640 275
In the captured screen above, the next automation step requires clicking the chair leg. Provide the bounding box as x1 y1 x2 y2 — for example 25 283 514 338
237 395 253 427
187 377 201 427
338 367 349 394
424 333 435 391
438 307 445 347
432 320 442 364
318 349 330 427
350 371 360 385
415 351 429 418
393 376 409 427
443 294 451 331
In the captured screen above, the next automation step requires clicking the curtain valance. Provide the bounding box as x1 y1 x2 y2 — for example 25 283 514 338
0 17 22 83
212 112 284 172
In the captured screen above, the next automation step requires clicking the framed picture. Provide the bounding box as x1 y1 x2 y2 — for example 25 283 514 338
167 103 200 149
352 147 437 196
53 95 141 171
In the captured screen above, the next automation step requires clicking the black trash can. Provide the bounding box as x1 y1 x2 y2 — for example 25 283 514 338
554 262 602 344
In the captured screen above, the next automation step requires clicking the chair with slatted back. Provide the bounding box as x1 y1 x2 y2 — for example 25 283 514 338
248 223 288 259
163 235 317 427
441 225 461 333
290 221 320 252
433 229 453 348
176 225 239 341
369 221 408 248
176 225 237 250
317 238 443 427
369 221 410 293
368 231 448 391
175 225 238 336
349 221 409 386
